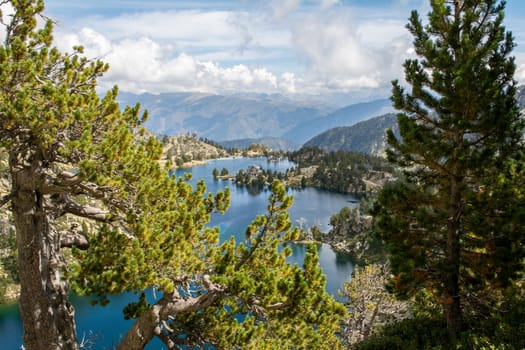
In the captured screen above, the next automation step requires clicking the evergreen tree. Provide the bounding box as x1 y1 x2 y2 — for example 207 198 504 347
0 1 345 349
373 0 525 341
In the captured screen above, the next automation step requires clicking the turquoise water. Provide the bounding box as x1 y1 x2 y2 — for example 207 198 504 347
0 157 355 349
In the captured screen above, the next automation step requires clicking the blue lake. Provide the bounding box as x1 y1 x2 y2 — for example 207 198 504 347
0 157 356 349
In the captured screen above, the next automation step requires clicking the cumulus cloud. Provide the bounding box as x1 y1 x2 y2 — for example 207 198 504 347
55 28 289 94
48 2 422 96
290 10 412 92
67 9 279 60
58 28 112 57
84 10 236 44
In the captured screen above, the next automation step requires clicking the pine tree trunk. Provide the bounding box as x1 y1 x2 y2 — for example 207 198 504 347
444 173 462 341
11 152 79 350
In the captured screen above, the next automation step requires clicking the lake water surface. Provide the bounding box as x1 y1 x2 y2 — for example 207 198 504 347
0 157 356 349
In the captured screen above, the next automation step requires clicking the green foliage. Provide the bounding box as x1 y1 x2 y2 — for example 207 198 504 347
459 284 525 350
354 317 450 350
70 175 230 299
150 181 346 349
233 165 288 190
373 0 525 340
310 224 324 241
123 293 151 320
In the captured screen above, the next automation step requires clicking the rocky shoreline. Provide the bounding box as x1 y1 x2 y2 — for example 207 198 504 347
320 207 386 265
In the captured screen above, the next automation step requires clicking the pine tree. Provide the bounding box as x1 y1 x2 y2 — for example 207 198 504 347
0 1 345 349
112 181 345 350
373 0 525 341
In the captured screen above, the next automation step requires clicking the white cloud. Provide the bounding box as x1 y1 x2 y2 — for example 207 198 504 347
34 0 525 98
293 15 379 86
279 72 297 93
515 52 525 84
0 2 14 40
356 19 408 47
47 2 429 96
517 63 525 84
53 9 414 96
290 10 412 92
69 10 255 55
58 28 112 57
58 9 292 65
55 29 288 94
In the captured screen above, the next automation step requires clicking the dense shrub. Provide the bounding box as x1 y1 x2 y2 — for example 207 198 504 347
354 317 450 350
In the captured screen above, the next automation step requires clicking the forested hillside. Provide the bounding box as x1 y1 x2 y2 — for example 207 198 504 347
303 113 398 156
288 147 396 194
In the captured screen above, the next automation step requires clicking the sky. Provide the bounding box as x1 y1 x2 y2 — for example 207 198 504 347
31 0 525 103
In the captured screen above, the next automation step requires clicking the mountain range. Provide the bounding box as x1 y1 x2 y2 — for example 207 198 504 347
119 88 524 156
117 92 393 145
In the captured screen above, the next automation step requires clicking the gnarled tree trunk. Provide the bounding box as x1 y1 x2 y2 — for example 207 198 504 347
10 150 79 350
